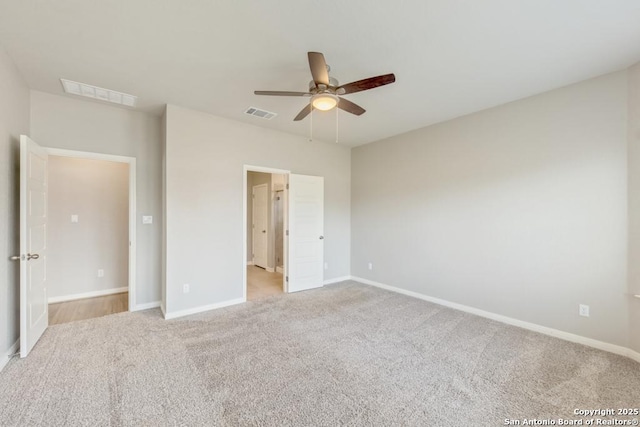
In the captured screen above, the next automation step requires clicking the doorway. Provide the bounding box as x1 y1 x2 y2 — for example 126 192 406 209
45 149 136 324
246 169 287 300
19 138 137 357
242 165 326 304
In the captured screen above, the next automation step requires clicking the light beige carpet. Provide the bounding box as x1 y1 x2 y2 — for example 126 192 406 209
0 281 638 426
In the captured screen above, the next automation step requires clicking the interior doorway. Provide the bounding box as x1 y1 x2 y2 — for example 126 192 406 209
19 138 137 358
242 165 326 304
246 169 288 300
45 149 136 325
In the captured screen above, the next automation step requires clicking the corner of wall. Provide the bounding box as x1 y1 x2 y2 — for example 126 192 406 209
627 62 640 354
161 105 168 314
0 44 30 365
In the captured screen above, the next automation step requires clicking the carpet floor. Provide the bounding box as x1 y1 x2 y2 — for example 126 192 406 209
0 281 638 426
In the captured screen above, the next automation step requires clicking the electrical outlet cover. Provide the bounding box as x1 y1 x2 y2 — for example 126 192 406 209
579 304 590 317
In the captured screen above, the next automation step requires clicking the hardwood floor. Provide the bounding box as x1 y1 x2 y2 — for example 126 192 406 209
247 266 283 301
48 292 128 325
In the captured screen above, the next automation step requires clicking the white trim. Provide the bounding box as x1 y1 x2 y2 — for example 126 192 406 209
163 298 245 320
243 165 290 302
132 301 161 311
265 267 275 273
48 287 128 304
46 148 137 312
276 266 284 274
247 261 254 266
0 340 19 372
160 303 166 317
323 276 352 285
46 148 134 163
351 276 640 364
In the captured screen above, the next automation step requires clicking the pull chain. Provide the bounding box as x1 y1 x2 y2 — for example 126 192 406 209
309 100 313 142
335 104 339 143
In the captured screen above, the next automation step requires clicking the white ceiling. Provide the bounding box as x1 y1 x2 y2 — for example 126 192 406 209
1 0 639 146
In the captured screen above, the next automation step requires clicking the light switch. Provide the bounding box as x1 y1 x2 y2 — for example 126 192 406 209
71 214 79 223
142 215 153 225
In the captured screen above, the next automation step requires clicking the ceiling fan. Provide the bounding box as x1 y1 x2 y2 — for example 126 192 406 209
254 52 396 121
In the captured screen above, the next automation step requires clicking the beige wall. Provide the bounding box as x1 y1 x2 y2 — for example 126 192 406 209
352 71 630 348
628 62 640 353
164 104 350 315
47 156 129 299
30 91 162 307
0 45 30 359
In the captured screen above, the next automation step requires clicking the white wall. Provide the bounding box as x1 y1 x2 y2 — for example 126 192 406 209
164 105 350 315
628 62 640 353
47 156 129 299
352 71 630 348
30 91 162 307
0 45 30 361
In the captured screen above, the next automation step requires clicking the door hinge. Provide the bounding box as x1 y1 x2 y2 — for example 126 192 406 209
286 276 288 282
286 183 289 189
286 230 289 236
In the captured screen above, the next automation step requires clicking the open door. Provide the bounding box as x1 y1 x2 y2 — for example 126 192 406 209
19 135 48 358
287 174 323 292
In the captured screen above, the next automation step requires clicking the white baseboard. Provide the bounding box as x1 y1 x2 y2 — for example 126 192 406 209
276 266 284 273
323 275 352 285
48 287 128 304
131 300 161 311
247 261 254 266
351 276 640 364
1 340 19 372
160 303 166 317
266 267 275 273
163 297 245 320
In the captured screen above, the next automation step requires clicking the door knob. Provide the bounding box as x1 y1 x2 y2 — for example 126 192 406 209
10 255 22 261
27 253 39 260
319 236 324 240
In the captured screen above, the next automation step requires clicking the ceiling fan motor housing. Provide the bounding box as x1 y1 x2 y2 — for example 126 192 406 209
309 77 340 93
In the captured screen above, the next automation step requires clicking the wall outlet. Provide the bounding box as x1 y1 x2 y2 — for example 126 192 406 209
183 283 190 294
324 262 328 270
368 262 373 270
579 304 590 317
97 269 104 278
71 214 79 223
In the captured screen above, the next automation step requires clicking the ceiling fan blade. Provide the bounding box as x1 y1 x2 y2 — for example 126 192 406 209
293 104 314 121
308 52 330 87
338 73 396 95
338 97 366 116
254 91 311 96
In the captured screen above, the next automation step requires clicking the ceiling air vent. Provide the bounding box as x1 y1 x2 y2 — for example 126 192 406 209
245 107 277 120
60 79 137 107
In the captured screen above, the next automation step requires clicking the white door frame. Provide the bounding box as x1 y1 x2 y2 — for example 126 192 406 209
243 165 289 300
45 148 137 311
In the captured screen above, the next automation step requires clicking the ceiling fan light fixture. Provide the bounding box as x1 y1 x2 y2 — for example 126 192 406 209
312 94 338 111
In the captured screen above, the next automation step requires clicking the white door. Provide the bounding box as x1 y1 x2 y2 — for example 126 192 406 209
19 135 49 358
288 174 324 292
252 184 268 268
